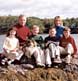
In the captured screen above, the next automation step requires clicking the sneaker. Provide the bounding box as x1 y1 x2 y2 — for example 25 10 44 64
65 55 72 64
46 64 51 68
37 63 45 67
1 58 8 65
54 58 62 63
7 60 14 65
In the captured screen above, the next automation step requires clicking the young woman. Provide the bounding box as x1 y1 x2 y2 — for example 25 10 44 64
54 16 64 38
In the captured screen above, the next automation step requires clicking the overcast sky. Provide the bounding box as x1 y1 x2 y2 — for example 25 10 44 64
0 0 78 18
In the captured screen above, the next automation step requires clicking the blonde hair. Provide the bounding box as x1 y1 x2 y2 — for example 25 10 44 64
18 14 26 19
54 16 63 26
32 25 39 29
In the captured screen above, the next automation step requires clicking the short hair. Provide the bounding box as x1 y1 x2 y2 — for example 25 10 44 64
18 14 26 19
54 16 61 20
63 27 71 32
32 25 39 29
49 26 56 31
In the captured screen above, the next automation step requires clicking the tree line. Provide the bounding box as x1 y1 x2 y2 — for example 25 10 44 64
0 16 78 34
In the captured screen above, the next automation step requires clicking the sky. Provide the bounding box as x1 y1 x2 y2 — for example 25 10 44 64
0 0 78 19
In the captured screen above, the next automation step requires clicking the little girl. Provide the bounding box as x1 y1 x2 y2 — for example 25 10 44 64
2 28 23 65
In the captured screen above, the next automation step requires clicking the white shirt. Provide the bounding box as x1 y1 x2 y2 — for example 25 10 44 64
3 37 19 52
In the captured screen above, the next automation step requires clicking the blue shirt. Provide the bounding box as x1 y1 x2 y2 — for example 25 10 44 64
56 26 64 38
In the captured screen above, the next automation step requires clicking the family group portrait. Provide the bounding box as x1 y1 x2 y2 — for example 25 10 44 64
0 0 78 81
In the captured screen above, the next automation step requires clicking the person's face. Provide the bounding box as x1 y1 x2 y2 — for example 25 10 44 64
49 28 56 37
32 27 39 35
18 16 26 26
10 30 16 36
55 18 62 26
63 30 70 38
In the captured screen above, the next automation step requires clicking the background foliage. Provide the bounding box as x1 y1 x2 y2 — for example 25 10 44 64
0 16 78 34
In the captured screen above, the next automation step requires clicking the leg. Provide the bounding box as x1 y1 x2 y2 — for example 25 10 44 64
65 43 73 64
49 43 56 58
45 48 52 66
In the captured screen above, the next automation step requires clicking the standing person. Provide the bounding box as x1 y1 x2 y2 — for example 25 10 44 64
13 14 30 46
2 28 23 65
29 25 45 67
44 27 61 68
59 27 77 64
54 16 64 38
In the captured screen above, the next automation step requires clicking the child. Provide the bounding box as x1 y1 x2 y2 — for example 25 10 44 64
29 25 44 48
44 27 61 67
2 28 23 65
29 25 45 67
59 27 77 64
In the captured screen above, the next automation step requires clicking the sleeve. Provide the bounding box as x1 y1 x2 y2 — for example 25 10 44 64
44 37 48 49
3 38 10 53
71 38 77 55
16 39 20 50
27 27 31 37
39 36 44 49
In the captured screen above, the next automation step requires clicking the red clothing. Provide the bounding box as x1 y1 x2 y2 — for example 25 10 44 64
59 35 77 54
14 24 30 46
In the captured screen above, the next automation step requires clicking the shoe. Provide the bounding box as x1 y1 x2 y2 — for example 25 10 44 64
46 64 51 68
1 58 8 65
65 55 72 64
37 63 45 68
54 58 62 63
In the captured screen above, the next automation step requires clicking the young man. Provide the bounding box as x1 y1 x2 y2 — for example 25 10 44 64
13 15 30 46
59 27 77 64
44 27 61 68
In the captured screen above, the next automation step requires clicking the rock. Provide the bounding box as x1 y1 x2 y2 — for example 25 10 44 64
0 66 78 81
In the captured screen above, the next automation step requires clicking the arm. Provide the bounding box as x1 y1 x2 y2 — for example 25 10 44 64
3 38 10 53
71 38 77 55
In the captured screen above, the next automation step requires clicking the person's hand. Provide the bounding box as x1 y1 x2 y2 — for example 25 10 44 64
72 54 78 58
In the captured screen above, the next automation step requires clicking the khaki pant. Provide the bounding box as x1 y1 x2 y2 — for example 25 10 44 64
25 46 45 65
59 43 74 55
5 50 23 61
59 43 74 63
45 48 52 65
45 43 60 65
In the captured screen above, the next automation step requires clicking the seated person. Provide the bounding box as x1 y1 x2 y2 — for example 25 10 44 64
29 25 45 66
44 27 61 68
2 28 23 65
59 27 77 64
